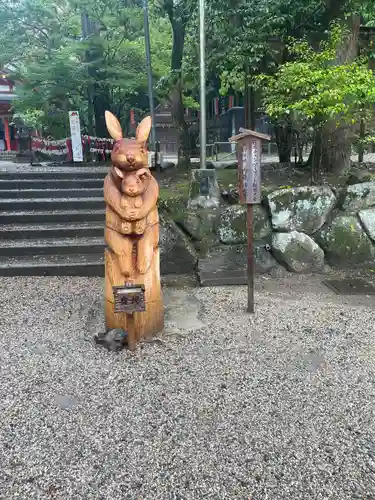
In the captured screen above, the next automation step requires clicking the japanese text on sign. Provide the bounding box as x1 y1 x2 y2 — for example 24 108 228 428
113 285 146 314
69 111 83 162
238 138 261 204
249 139 261 204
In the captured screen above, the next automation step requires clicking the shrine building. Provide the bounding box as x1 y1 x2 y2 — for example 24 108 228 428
0 70 17 151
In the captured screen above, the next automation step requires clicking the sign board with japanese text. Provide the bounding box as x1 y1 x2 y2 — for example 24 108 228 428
238 138 261 204
112 285 146 314
230 128 270 205
69 111 83 162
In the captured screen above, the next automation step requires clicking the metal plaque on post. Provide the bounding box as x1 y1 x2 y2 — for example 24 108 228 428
113 285 146 313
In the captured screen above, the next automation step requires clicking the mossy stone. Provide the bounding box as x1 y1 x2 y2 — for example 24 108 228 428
341 182 375 212
359 209 375 242
179 209 220 241
272 231 325 273
316 214 375 266
347 169 375 185
267 186 336 234
158 197 187 221
197 243 280 278
159 212 198 274
218 205 271 244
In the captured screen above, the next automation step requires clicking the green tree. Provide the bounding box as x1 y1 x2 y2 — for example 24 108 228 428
204 0 328 162
204 0 375 166
0 0 172 138
258 25 375 177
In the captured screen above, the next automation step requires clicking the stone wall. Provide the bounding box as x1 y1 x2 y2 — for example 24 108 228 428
160 175 375 275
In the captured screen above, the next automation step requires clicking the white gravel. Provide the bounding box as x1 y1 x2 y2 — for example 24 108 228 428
1 274 375 499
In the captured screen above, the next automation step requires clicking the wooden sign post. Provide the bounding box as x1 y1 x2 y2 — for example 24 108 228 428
229 128 271 313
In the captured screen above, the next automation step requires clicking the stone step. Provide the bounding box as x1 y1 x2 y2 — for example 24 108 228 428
199 271 247 287
0 237 104 257
0 253 104 277
0 152 17 161
0 188 103 199
0 178 104 190
0 208 104 224
0 171 107 180
197 244 281 286
0 222 104 240
0 196 103 211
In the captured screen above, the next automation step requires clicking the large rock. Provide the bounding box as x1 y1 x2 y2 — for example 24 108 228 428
159 213 198 274
198 243 281 285
272 231 325 272
267 186 336 234
178 209 219 241
359 209 375 242
159 198 219 243
218 205 271 244
316 214 375 266
158 196 186 216
347 168 375 185
342 182 375 211
253 244 282 274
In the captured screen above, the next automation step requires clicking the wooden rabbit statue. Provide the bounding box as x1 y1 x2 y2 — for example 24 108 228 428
104 111 164 349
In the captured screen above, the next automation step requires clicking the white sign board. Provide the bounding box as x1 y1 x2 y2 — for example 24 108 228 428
69 111 83 162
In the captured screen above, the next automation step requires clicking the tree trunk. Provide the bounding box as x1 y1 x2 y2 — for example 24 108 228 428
275 123 293 163
244 64 256 129
311 14 361 176
169 19 190 168
93 87 110 138
170 84 190 168
309 126 351 182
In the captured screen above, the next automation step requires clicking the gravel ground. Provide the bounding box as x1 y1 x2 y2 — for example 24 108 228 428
1 275 375 499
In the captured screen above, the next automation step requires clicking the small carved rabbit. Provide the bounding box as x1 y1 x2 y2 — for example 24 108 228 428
114 166 150 235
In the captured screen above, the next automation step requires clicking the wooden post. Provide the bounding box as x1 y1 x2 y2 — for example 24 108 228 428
246 204 254 313
4 118 11 151
229 128 271 313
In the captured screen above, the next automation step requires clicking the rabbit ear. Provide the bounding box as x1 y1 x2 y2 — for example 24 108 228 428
114 167 124 179
105 111 123 141
136 116 152 143
135 167 150 178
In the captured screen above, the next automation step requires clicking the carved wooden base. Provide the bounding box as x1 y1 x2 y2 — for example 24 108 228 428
105 299 164 350
104 247 164 350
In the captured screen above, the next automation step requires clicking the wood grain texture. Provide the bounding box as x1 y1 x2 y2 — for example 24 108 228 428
103 124 164 349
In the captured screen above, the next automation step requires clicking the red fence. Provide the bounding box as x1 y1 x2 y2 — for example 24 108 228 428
31 136 115 161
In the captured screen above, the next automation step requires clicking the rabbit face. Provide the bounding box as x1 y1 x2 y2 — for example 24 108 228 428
114 167 150 197
105 111 152 172
111 139 147 171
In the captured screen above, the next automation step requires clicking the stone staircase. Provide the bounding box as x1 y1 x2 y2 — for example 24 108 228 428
0 169 107 276
0 151 17 162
